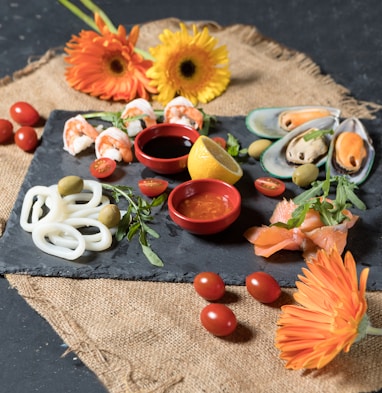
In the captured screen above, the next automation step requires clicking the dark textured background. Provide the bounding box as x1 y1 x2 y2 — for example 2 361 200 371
1 1 381 392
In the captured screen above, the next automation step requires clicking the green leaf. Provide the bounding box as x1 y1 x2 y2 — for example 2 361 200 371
150 193 168 207
115 213 131 241
142 222 160 239
293 182 323 205
101 183 167 266
290 171 367 229
140 243 164 267
303 129 334 141
127 222 140 241
227 133 240 157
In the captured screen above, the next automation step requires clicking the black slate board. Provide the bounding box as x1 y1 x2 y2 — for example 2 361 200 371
1 110 381 289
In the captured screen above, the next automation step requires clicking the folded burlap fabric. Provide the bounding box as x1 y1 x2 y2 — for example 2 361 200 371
2 18 382 393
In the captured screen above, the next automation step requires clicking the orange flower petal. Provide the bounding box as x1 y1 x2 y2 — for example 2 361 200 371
64 16 154 101
275 247 369 370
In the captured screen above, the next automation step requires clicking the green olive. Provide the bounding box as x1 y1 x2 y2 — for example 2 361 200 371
57 175 84 196
248 139 272 160
292 163 319 188
98 204 121 228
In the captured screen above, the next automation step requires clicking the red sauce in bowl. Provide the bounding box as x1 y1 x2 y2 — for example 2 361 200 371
177 192 233 220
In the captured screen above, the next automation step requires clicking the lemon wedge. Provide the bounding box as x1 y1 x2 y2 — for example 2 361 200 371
187 136 243 185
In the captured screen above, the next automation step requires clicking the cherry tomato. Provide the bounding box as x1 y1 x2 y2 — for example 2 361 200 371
89 157 117 178
200 303 237 336
14 126 38 151
0 119 14 144
138 178 168 197
212 136 227 149
10 101 40 126
254 177 285 197
246 272 281 303
193 272 225 301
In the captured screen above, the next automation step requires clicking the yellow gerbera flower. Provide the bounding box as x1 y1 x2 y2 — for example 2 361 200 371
64 13 157 101
147 23 230 106
275 247 382 370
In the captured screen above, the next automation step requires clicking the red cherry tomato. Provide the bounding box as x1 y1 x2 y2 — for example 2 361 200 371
254 177 285 197
193 272 225 301
138 178 168 197
89 157 117 179
10 101 40 126
0 119 14 144
14 126 38 151
200 303 237 336
212 136 227 149
246 272 281 303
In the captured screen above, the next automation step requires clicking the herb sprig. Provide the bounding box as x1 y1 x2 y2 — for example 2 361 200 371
226 133 248 161
274 169 366 230
101 183 167 267
83 109 216 135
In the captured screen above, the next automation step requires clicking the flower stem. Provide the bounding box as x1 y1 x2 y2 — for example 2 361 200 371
58 0 99 31
366 325 382 336
134 47 156 61
79 0 117 33
58 0 154 60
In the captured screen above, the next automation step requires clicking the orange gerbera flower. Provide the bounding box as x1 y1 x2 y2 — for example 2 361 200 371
64 13 157 101
275 247 382 370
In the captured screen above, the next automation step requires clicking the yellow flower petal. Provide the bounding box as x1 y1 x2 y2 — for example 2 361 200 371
147 22 230 105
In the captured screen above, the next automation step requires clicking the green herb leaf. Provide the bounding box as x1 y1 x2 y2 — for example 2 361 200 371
227 133 240 156
102 183 167 266
286 173 367 229
140 242 164 267
303 129 334 141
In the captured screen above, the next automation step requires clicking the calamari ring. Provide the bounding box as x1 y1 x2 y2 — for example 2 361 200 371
63 217 113 251
62 180 103 212
32 222 86 260
20 186 63 232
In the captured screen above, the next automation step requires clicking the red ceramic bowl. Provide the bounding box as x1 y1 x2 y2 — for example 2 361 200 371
134 123 200 174
168 179 241 235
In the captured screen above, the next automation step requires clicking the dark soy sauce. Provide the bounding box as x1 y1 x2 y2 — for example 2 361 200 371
142 136 193 158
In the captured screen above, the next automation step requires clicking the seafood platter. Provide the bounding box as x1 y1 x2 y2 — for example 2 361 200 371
0 101 381 290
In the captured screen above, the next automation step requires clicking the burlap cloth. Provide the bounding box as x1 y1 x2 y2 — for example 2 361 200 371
1 18 382 393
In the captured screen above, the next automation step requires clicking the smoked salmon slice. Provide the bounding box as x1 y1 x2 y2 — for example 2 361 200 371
244 225 303 258
245 199 358 259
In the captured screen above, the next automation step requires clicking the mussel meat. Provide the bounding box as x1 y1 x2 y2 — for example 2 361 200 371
246 105 340 139
279 108 334 132
327 117 374 184
286 129 328 165
261 116 338 179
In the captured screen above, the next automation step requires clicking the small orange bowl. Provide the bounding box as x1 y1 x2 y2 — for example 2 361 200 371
168 179 241 235
134 123 200 174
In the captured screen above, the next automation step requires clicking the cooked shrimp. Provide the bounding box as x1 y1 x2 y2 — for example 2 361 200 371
121 98 157 137
63 114 99 155
164 96 204 130
95 127 133 163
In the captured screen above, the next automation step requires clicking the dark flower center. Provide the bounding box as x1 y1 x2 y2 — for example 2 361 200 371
110 58 125 74
180 60 196 78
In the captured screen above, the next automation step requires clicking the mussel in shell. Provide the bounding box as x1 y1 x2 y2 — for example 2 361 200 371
260 116 339 179
327 117 374 185
286 129 328 165
246 105 340 139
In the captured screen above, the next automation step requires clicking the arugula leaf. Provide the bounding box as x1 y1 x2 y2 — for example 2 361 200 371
83 108 217 136
275 172 366 229
198 109 217 136
303 129 334 141
226 133 248 161
102 183 167 266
